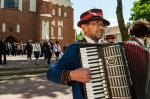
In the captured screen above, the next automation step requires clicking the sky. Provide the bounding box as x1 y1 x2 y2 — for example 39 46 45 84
71 0 135 32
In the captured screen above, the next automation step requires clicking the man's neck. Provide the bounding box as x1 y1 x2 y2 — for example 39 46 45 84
84 36 103 44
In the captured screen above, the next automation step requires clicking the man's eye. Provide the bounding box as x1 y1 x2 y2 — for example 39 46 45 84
93 23 97 26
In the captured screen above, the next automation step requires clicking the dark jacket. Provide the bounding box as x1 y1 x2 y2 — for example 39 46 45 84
0 40 6 55
47 38 88 99
43 42 53 58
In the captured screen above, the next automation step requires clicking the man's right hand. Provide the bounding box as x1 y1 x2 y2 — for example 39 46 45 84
69 68 91 83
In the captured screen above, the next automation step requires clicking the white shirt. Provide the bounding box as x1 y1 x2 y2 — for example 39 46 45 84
53 44 62 52
33 43 41 52
84 36 104 44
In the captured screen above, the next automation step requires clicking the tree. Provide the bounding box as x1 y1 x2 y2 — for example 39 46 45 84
130 0 150 21
116 0 128 41
76 31 84 41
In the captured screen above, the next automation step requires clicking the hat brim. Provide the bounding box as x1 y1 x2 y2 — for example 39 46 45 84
77 16 110 27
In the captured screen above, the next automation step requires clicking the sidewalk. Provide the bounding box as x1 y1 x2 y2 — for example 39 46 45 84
0 55 73 99
0 77 73 99
2 55 55 66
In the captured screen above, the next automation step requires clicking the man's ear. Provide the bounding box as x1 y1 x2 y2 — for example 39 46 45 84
81 24 87 32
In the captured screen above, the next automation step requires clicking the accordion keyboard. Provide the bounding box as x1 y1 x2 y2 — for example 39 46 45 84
80 46 109 99
80 45 132 99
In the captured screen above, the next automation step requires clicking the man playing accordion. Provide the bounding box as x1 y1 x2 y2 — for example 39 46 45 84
47 8 110 99
47 9 150 98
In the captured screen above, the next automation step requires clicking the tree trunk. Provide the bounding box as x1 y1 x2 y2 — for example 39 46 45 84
116 0 128 41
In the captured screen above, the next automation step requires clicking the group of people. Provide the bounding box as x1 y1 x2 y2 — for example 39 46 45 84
0 39 63 65
47 8 150 99
23 40 63 65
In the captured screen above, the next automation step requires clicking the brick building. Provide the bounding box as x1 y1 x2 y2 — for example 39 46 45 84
0 0 75 47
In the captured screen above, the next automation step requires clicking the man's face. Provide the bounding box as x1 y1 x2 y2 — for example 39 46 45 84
82 20 105 41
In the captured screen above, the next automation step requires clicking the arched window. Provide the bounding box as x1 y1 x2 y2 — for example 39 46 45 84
64 12 67 17
52 9 55 15
51 26 55 39
58 8 61 16
57 20 63 39
4 0 19 9
58 26 62 37
42 21 49 40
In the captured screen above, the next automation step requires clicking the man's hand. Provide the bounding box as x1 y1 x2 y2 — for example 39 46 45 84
69 68 91 83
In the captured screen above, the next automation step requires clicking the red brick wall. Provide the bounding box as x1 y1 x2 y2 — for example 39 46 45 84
0 0 75 48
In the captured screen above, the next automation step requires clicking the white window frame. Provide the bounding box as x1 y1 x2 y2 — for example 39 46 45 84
52 9 55 15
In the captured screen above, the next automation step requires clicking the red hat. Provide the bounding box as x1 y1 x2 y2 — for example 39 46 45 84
77 9 110 27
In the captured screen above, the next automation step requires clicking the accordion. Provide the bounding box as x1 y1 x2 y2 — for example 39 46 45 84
78 42 150 99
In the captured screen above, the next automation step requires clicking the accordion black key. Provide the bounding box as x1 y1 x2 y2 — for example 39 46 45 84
78 42 150 99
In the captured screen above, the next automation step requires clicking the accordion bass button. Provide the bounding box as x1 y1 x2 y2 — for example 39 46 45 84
101 73 104 76
104 91 108 94
100 70 104 72
103 84 106 87
104 88 107 91
100 66 103 69
105 95 109 98
102 80 106 84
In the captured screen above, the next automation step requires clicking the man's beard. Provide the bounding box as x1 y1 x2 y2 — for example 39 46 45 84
95 30 104 39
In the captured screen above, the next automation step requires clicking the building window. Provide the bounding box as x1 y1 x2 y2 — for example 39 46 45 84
58 26 62 37
52 9 55 15
2 23 6 32
57 20 63 39
42 21 50 40
64 12 67 17
58 8 61 16
29 0 36 12
17 24 20 33
4 0 19 9
0 0 4 8
51 26 55 39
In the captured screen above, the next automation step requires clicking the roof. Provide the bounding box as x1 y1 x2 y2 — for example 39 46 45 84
105 26 120 35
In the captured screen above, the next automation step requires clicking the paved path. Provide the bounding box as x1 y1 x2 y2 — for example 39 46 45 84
0 55 73 99
1 55 55 66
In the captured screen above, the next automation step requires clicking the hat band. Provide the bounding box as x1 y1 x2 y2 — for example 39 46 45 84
81 12 103 21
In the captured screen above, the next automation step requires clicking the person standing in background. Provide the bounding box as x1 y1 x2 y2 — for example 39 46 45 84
26 40 33 60
53 41 62 62
43 40 53 65
105 34 116 43
127 19 150 49
0 38 7 64
33 41 41 65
